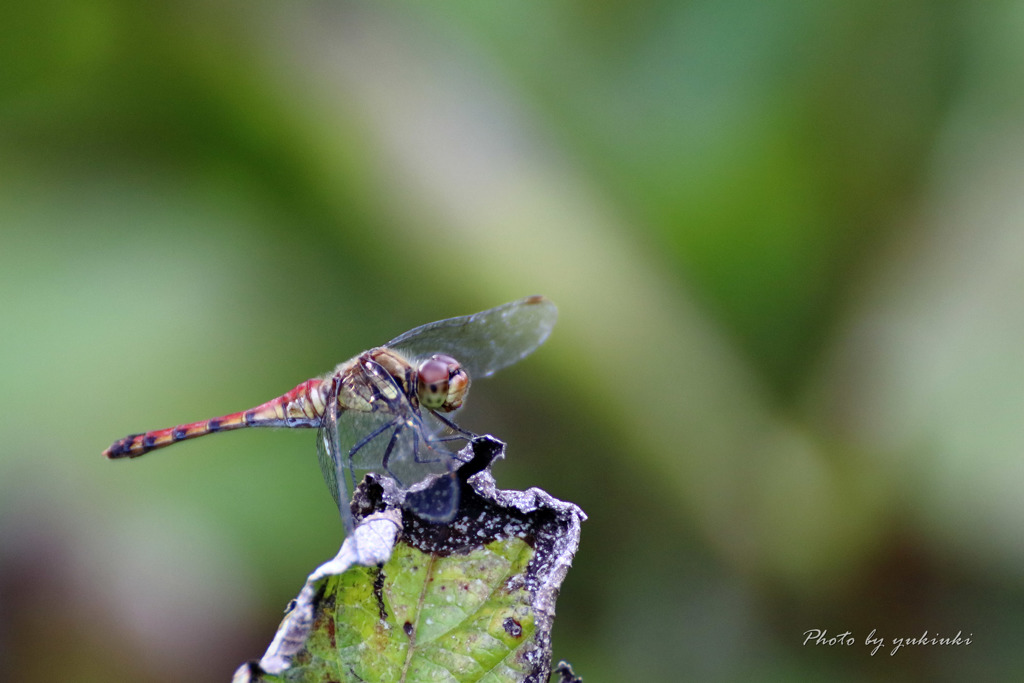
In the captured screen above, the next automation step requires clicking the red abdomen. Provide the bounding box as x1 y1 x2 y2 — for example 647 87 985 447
103 378 326 458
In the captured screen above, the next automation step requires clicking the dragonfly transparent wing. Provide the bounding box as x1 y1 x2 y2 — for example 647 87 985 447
386 295 557 379
315 378 355 532
319 361 463 523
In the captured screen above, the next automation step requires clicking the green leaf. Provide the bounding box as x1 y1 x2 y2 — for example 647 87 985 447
304 537 536 682
235 438 585 683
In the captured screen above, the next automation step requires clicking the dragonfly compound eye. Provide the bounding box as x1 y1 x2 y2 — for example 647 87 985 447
417 358 451 409
418 354 469 411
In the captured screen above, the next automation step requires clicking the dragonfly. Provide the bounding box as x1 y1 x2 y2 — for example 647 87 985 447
104 296 557 532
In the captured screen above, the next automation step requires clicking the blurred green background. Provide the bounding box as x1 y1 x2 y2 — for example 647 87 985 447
3 1 1024 681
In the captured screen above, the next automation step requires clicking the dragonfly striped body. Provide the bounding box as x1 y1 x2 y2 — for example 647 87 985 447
102 347 421 459
103 376 330 458
103 296 558 527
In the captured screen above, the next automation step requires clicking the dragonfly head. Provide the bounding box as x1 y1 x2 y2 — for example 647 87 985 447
417 353 469 412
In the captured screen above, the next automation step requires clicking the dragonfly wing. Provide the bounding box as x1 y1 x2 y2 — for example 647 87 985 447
386 295 557 379
405 470 460 523
315 379 355 533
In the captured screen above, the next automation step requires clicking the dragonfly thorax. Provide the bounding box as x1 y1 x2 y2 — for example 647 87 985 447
361 348 469 414
417 353 469 412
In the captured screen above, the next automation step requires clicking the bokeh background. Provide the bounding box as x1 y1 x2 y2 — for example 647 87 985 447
3 1 1024 681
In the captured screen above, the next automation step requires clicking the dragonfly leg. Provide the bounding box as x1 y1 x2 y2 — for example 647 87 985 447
378 422 409 486
424 410 474 462
408 426 465 467
347 418 401 493
430 410 476 438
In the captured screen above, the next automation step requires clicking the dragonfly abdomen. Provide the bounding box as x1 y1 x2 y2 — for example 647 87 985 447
103 414 253 458
103 378 327 459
